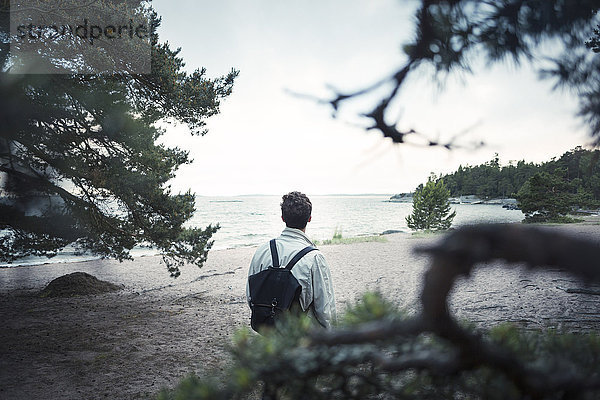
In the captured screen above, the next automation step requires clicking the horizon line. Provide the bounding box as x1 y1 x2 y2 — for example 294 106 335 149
194 193 398 197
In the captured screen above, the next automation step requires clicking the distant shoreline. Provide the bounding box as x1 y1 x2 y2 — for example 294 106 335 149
4 214 600 269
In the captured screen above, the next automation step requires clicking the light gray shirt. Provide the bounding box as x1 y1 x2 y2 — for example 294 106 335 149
246 227 336 329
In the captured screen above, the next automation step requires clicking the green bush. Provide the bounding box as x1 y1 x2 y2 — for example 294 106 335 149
406 176 456 231
333 227 343 240
313 228 387 246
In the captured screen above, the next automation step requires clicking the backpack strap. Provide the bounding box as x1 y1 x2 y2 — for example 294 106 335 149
285 246 317 271
269 239 280 268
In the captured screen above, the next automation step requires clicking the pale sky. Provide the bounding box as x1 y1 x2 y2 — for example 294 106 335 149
152 0 590 196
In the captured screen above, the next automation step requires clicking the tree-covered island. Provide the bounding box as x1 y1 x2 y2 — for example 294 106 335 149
392 147 600 223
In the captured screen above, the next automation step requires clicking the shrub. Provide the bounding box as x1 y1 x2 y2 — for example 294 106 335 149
406 176 456 231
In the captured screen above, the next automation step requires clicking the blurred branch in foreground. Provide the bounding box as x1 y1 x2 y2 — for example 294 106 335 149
319 1 600 149
160 224 600 400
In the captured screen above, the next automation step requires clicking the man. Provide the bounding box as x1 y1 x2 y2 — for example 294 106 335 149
246 191 336 329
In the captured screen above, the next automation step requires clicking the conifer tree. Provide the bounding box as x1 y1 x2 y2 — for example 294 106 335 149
0 2 238 275
406 175 456 231
516 170 578 223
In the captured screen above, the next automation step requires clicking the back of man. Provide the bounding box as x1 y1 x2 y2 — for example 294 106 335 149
246 192 336 329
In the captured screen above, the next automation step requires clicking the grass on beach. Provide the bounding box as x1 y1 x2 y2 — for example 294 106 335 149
408 230 448 239
514 214 599 226
314 228 387 246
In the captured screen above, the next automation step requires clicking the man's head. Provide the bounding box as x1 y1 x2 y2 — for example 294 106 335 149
281 191 312 230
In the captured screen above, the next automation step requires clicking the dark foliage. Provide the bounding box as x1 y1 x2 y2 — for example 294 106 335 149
440 147 600 205
441 154 538 199
586 23 600 52
0 1 238 275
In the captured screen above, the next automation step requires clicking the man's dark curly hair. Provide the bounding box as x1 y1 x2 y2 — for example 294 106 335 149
281 191 312 230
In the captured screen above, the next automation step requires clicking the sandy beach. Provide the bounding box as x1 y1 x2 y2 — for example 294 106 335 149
2 223 600 399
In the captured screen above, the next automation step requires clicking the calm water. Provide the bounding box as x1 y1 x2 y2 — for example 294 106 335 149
192 195 524 250
2 195 524 266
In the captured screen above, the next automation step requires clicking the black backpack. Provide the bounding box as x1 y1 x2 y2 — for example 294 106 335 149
248 239 317 333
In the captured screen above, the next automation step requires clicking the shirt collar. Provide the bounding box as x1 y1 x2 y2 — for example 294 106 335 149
280 227 315 246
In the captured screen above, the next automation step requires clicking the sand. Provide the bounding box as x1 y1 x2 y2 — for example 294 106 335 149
2 223 600 399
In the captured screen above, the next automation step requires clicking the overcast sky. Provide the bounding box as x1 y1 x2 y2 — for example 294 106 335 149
152 0 590 196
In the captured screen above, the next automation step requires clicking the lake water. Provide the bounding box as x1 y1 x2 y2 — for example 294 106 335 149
2 195 524 266
192 195 524 250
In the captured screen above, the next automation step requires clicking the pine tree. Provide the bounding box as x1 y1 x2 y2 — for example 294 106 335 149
406 175 456 231
516 170 578 223
0 2 238 275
